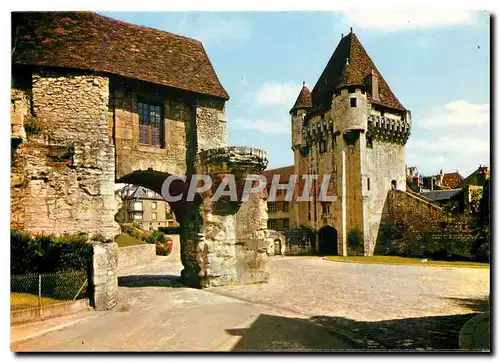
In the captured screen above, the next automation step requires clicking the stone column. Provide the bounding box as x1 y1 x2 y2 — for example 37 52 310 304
179 146 269 288
92 241 118 310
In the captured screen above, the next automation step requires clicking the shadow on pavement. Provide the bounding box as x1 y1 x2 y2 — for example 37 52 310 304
226 312 483 351
443 297 490 313
118 274 184 288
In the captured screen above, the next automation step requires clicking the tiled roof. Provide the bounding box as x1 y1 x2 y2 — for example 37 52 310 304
422 189 462 201
121 185 164 200
311 31 405 112
12 12 229 100
440 172 464 189
290 83 312 113
262 165 296 187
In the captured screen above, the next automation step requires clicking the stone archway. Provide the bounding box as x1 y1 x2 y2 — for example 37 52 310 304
318 226 338 255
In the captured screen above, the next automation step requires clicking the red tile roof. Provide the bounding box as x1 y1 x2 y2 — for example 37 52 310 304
12 12 229 100
311 31 405 112
262 165 296 186
290 83 312 113
440 172 464 189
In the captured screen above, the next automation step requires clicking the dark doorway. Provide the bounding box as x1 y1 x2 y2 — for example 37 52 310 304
274 239 282 256
318 226 338 255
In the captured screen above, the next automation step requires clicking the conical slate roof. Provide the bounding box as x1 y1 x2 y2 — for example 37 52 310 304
290 82 312 113
311 31 405 112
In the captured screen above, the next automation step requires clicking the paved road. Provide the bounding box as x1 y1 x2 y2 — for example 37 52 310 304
11 256 489 351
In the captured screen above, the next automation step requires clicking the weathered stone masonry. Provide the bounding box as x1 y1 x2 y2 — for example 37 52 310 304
12 71 120 240
11 12 271 310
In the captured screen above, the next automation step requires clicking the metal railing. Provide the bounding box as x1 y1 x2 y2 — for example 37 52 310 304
11 270 89 311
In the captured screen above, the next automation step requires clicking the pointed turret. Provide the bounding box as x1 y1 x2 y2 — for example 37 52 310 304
289 82 312 114
311 31 405 112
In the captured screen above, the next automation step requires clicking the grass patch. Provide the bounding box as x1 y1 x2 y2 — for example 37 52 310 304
325 255 489 268
115 233 145 248
10 293 60 311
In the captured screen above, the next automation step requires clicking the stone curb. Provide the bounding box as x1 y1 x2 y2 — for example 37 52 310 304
459 312 490 351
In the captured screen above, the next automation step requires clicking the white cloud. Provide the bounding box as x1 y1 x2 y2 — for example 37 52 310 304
256 82 301 106
191 17 252 43
344 10 477 31
231 117 290 135
407 136 489 153
418 100 489 129
406 99 490 176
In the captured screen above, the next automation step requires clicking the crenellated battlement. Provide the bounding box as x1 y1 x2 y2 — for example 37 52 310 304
302 119 335 143
367 114 411 145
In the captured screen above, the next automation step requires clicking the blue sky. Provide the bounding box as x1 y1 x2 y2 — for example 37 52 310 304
102 10 490 177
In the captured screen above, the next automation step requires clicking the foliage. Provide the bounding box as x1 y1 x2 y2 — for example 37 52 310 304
24 115 42 136
155 239 172 256
144 229 166 244
121 223 145 240
114 233 145 247
347 229 364 256
470 179 490 262
11 229 93 274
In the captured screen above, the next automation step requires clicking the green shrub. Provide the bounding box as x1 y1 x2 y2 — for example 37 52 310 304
24 115 42 136
347 229 364 256
11 229 93 274
144 229 166 244
155 238 172 256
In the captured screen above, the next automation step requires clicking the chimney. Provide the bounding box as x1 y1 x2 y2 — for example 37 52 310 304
367 69 379 101
430 177 434 191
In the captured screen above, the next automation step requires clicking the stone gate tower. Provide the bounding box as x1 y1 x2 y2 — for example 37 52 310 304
291 29 411 256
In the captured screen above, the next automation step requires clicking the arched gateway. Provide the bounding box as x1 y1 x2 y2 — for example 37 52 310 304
10 12 272 311
318 226 338 255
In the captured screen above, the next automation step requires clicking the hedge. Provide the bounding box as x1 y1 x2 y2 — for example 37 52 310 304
11 229 93 274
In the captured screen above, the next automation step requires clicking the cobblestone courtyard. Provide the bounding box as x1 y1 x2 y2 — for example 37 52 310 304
11 256 489 351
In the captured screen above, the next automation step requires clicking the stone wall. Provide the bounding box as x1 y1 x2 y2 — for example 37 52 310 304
111 80 191 179
376 189 473 257
117 244 156 271
11 70 120 239
365 137 406 254
195 99 227 152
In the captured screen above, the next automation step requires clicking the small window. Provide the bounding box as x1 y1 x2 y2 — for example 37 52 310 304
319 139 327 153
152 212 157 220
268 202 277 212
322 203 330 215
391 179 397 190
350 98 357 107
138 102 163 147
283 218 290 229
367 178 370 191
283 201 289 212
267 219 278 230
152 201 157 210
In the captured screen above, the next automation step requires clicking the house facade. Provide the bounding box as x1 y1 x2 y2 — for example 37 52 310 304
11 12 229 238
116 185 177 230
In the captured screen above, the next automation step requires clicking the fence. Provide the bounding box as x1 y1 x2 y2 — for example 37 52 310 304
11 270 89 312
